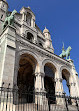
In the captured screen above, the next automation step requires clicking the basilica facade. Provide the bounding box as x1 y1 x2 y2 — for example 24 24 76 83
0 0 79 110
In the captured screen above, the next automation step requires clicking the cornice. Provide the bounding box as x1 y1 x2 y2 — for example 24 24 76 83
16 38 72 68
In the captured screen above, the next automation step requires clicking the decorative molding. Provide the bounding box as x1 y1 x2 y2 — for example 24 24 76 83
69 83 76 86
16 38 72 69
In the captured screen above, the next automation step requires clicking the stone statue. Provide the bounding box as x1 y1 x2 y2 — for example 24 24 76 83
3 9 17 29
59 43 72 60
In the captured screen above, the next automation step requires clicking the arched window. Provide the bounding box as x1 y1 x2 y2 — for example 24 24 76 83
39 42 43 47
26 12 32 26
27 32 34 42
1 15 3 19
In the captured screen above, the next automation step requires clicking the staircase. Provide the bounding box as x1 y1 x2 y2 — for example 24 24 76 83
15 103 78 111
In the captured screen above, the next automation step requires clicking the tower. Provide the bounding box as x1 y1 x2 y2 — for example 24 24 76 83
0 0 8 34
43 27 54 52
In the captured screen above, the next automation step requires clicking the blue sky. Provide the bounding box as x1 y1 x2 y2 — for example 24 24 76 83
7 0 79 95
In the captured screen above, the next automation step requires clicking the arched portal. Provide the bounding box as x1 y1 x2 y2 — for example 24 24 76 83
17 53 37 103
44 63 56 104
62 69 70 96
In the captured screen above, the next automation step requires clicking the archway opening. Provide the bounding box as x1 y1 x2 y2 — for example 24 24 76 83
17 54 37 103
62 69 72 104
44 63 56 104
27 32 34 42
62 69 70 96
26 12 32 26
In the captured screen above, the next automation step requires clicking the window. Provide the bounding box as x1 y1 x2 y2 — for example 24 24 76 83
39 42 43 47
1 15 3 19
27 32 34 42
26 12 32 26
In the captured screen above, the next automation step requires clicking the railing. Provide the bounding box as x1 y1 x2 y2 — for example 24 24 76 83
0 86 79 111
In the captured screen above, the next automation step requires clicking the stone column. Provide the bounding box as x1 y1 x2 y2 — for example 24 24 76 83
22 12 25 21
35 72 45 92
68 59 79 97
35 72 47 105
13 50 20 87
55 68 65 105
31 17 34 27
55 78 66 105
55 78 64 95
69 82 77 105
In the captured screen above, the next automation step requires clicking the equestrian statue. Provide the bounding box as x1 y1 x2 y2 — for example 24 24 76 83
59 43 72 60
3 9 17 29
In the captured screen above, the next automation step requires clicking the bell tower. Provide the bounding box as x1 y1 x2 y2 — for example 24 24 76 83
43 27 54 53
0 0 8 34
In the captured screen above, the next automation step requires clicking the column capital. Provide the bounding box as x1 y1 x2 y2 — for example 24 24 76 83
34 72 45 77
55 78 63 82
69 82 76 86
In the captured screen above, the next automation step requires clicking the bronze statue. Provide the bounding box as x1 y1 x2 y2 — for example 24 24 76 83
59 43 72 60
3 9 17 29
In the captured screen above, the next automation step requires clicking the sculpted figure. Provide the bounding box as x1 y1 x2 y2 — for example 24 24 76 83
3 9 17 29
59 43 72 60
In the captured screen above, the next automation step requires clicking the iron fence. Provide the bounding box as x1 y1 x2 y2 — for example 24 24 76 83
0 86 79 111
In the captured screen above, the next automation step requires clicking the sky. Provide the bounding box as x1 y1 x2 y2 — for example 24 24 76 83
7 0 79 95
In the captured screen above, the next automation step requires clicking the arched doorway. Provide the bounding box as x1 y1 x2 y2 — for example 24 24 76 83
62 69 71 104
17 53 37 103
44 63 56 104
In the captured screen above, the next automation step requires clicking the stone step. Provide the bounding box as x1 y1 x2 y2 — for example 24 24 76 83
15 103 78 111
0 102 78 111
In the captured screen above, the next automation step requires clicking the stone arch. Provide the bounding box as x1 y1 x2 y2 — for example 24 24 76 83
26 8 35 20
27 32 34 42
60 66 72 76
14 49 40 87
42 59 58 73
60 66 72 96
42 59 57 104
16 51 40 103
18 49 40 73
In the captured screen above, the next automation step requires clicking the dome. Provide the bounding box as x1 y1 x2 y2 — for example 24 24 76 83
27 6 31 9
43 27 50 33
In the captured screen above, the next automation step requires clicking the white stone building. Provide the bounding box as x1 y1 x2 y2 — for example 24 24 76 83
0 0 79 110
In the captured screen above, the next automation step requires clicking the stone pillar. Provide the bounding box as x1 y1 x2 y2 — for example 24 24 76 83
0 25 16 88
22 12 26 21
31 17 34 27
55 68 66 105
35 72 45 92
69 82 77 105
55 78 66 105
55 78 64 95
35 72 47 105
33 33 37 44
13 50 20 87
68 59 79 97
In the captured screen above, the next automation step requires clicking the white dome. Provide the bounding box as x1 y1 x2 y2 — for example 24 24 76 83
43 27 49 33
